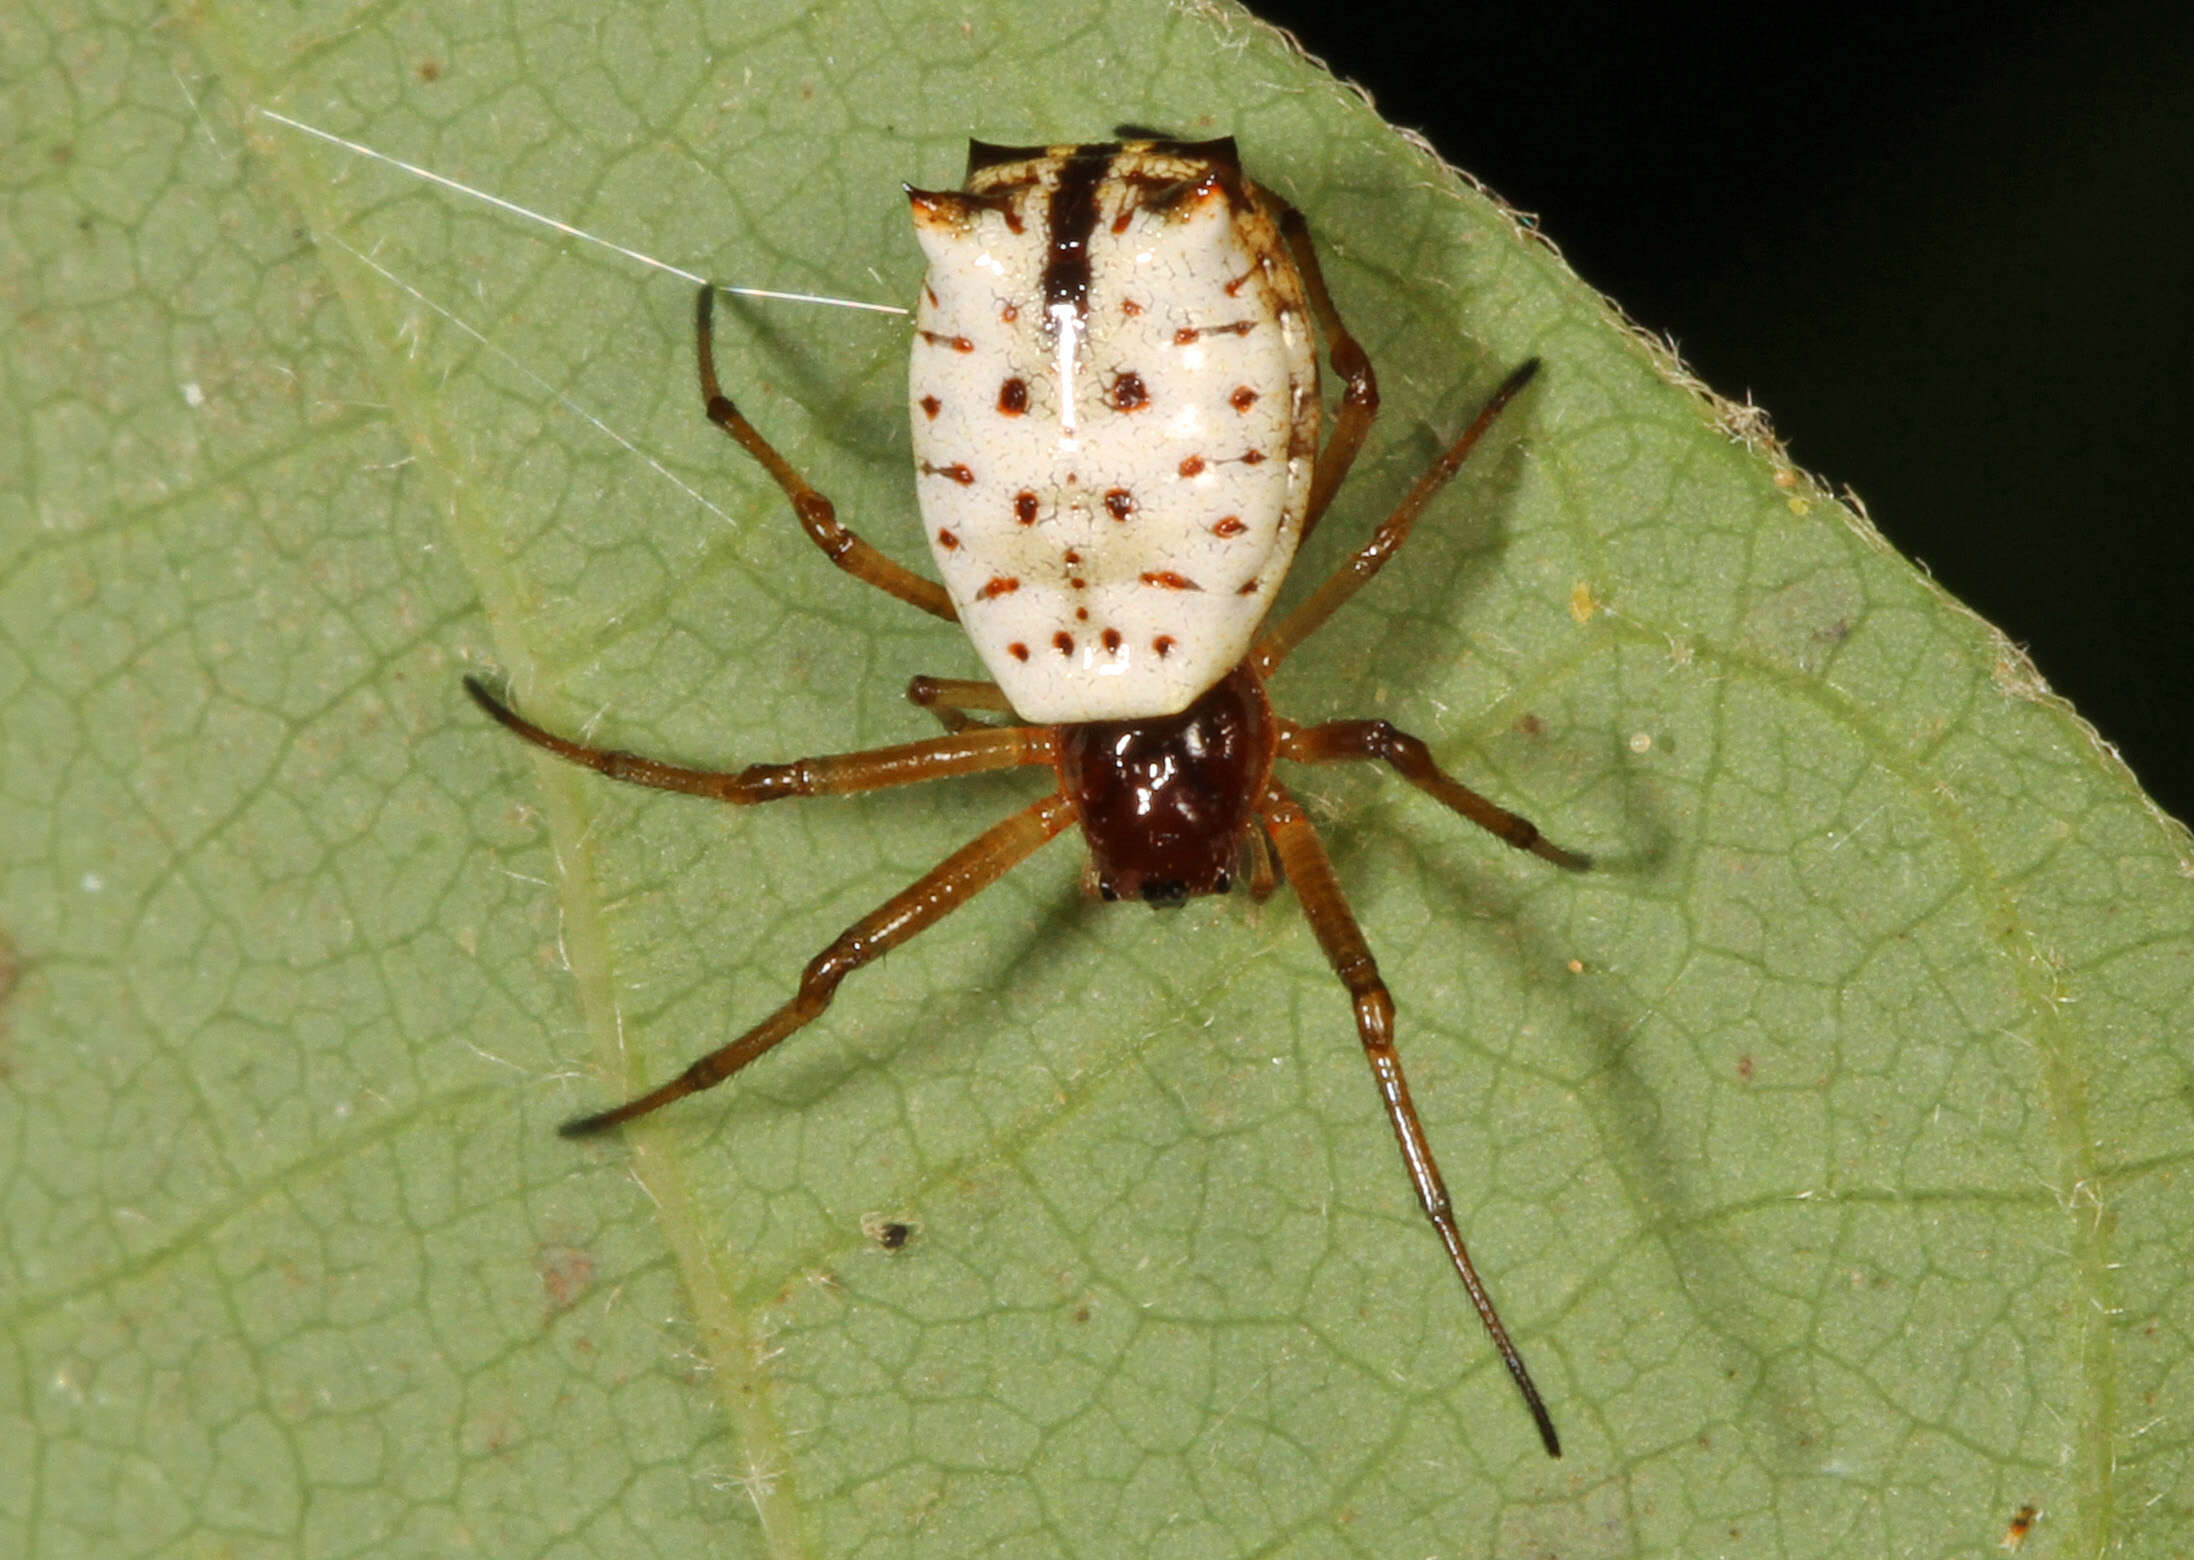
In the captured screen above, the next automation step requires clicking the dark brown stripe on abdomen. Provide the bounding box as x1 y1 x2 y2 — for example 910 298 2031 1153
1042 144 1118 319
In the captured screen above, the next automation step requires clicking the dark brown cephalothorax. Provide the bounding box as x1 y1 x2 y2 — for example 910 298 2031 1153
1059 663 1275 906
465 138 1589 1460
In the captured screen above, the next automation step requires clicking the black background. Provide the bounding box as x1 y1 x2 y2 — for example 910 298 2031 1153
1250 1 2194 827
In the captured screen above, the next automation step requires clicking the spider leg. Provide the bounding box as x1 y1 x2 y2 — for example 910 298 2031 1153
696 284 956 622
1279 718 1590 871
1240 822 1280 903
562 791 1076 1136
465 676 1054 801
905 675 1015 733
1254 358 1539 675
1271 201 1380 547
1257 780 1563 1459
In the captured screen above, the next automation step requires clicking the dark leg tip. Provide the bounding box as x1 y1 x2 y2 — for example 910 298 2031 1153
557 1110 617 1140
463 674 529 733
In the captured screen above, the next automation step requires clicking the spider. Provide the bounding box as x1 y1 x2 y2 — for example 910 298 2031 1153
466 138 1589 1458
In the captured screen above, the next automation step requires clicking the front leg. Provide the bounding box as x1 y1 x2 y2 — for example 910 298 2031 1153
696 284 956 622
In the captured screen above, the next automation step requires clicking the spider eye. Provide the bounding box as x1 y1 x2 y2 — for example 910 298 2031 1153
1141 879 1189 908
1212 869 1233 894
1097 881 1120 902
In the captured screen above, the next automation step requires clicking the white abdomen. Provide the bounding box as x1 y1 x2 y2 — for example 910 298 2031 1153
908 141 1319 724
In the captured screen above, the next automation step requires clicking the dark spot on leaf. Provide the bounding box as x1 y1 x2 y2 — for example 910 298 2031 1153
538 1245 593 1317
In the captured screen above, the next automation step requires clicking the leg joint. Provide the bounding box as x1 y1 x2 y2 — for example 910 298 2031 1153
805 933 870 993
1360 720 1427 771
1351 985 1394 1043
732 759 811 801
1332 340 1378 409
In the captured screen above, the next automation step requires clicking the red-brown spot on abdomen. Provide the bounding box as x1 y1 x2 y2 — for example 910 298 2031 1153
1241 449 1266 465
1110 372 1148 411
1141 571 1201 591
923 461 976 485
919 330 974 352
919 395 942 419
1104 488 1134 521
998 377 1028 415
1062 548 1082 565
1001 302 1019 323
1212 516 1246 537
1178 455 1206 478
1101 628 1122 652
977 576 1020 599
937 528 959 549
1008 642 1030 661
1229 386 1258 411
1236 578 1261 595
1014 491 1039 524
1174 326 1199 345
1152 635 1176 658
1053 631 1075 655
1122 298 1142 317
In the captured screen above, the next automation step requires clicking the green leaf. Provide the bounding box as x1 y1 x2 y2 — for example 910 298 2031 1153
5 0 2191 1555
